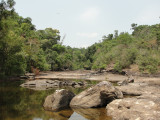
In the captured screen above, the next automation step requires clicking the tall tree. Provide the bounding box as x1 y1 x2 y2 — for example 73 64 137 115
0 0 26 76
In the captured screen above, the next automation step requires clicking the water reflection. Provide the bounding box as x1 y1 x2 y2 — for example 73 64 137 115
0 80 111 120
45 109 74 120
72 108 112 120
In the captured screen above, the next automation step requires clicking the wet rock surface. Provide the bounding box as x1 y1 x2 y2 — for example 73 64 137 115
70 81 123 108
43 89 75 111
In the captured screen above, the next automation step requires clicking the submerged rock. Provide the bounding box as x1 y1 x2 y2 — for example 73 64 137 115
43 89 75 111
70 81 123 108
106 98 160 120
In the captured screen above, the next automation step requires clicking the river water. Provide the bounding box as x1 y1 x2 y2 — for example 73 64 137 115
0 80 112 120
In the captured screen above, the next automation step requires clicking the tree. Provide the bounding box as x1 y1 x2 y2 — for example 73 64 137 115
114 30 118 39
37 28 60 51
85 44 97 62
0 0 26 76
117 32 133 45
102 34 113 41
131 23 137 30
36 28 61 71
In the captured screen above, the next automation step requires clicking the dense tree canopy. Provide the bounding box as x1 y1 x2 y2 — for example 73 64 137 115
1 0 160 78
89 24 160 74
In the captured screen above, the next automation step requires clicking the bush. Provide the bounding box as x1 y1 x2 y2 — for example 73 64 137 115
114 61 123 72
136 53 159 74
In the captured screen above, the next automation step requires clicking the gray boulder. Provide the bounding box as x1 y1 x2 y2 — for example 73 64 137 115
106 98 160 120
70 81 123 108
43 89 75 111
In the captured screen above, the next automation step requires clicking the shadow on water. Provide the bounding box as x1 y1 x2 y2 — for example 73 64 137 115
0 80 111 120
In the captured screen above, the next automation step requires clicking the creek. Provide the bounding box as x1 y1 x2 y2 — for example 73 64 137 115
0 80 112 120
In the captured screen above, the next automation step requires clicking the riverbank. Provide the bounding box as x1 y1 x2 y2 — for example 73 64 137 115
34 70 160 84
34 70 127 81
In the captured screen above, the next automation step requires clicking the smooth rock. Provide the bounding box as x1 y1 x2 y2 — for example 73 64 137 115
43 89 75 111
116 82 158 96
70 81 123 108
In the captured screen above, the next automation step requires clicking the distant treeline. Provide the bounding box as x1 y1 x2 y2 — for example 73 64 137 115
0 0 160 78
87 23 160 74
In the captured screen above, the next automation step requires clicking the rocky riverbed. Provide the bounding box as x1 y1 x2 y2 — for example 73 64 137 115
21 70 160 120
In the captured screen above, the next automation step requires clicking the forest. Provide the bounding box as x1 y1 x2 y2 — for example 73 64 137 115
0 0 160 79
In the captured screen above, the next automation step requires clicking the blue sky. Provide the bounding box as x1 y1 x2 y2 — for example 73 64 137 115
14 0 160 48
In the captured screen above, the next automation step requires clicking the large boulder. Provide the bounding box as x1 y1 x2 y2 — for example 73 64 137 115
43 89 75 111
70 81 123 108
106 98 160 120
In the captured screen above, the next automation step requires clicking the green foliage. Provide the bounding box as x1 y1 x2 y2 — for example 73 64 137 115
85 44 97 62
0 1 25 76
114 61 123 72
114 30 118 39
86 23 160 74
84 59 92 70
37 28 60 51
52 44 65 53
131 23 137 30
102 34 113 41
117 32 133 45
136 51 159 74
1 0 160 78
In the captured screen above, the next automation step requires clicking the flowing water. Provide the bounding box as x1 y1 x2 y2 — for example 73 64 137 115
0 80 112 120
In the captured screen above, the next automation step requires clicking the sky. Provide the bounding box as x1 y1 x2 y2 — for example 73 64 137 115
14 0 160 48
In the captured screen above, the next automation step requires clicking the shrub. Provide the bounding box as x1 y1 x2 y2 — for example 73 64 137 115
136 53 159 74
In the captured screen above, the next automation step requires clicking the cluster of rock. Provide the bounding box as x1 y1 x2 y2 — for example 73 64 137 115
43 80 160 120
20 79 86 90
43 81 123 111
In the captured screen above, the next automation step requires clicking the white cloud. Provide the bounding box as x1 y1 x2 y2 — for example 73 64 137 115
76 32 98 38
80 7 100 22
